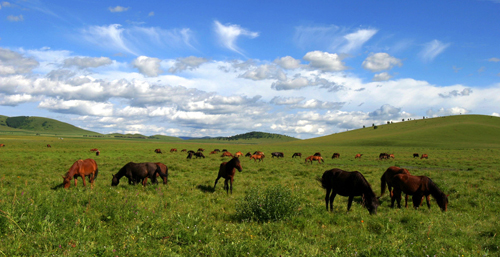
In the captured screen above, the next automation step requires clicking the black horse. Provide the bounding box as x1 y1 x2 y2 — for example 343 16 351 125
271 152 284 158
194 152 205 158
292 152 302 158
111 162 164 186
318 168 379 214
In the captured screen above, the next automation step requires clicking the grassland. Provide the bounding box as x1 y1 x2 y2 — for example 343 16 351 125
0 115 499 256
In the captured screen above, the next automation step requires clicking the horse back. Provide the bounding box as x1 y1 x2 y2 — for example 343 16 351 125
322 169 372 196
393 174 427 195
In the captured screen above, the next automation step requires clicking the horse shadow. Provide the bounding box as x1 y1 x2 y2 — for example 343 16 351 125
196 184 215 193
51 183 64 190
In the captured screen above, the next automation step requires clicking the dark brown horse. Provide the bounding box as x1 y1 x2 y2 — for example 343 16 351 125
313 152 321 157
305 155 324 164
318 168 379 214
213 157 242 194
391 174 448 211
413 153 419 158
47 144 51 148
170 148 177 153
380 166 411 206
379 153 390 160
136 162 169 185
62 159 99 189
111 162 163 187
154 148 163 154
331 153 340 159
292 152 302 158
245 152 252 157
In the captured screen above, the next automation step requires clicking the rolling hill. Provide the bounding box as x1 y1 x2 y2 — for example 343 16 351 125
0 115 100 136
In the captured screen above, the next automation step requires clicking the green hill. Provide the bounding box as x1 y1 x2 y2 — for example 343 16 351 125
0 115 100 136
189 131 299 144
292 114 500 148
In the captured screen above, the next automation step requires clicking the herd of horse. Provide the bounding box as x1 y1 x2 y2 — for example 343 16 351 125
59 146 446 215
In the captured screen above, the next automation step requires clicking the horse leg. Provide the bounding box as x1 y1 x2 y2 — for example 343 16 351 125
412 194 423 209
230 177 234 194
142 177 148 187
213 176 221 190
224 179 229 194
347 195 354 212
325 188 331 211
394 190 402 208
405 194 409 208
425 195 431 209
329 193 336 212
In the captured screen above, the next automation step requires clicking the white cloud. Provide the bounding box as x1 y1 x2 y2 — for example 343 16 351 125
270 96 305 105
340 29 378 53
303 51 347 71
39 99 114 116
488 57 500 62
0 48 39 75
168 56 209 73
81 24 138 56
109 6 129 12
271 77 310 90
0 94 37 106
372 72 393 81
419 40 450 62
148 12 154 17
132 56 163 77
362 53 402 72
7 15 23 22
426 107 469 117
273 56 301 69
438 88 472 98
214 20 259 55
239 64 286 81
63 57 112 69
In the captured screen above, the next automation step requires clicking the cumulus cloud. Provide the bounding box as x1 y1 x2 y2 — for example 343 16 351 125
293 99 345 110
168 56 209 73
426 107 469 117
368 104 411 120
271 77 310 90
63 57 112 69
372 72 393 81
214 20 259 55
0 93 37 106
109 6 129 12
0 48 39 75
362 53 402 72
273 56 301 69
438 88 472 98
239 64 286 81
132 56 163 77
270 96 305 105
419 40 450 62
303 51 347 71
39 99 114 116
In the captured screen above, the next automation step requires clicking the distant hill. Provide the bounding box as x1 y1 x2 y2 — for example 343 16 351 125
0 115 100 136
189 131 299 144
292 114 500 148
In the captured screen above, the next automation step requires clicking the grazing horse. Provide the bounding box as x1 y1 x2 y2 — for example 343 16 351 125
213 149 220 152
213 157 243 194
47 144 51 148
154 148 163 154
354 154 363 159
314 152 321 157
234 151 243 157
210 151 218 155
90 148 99 152
391 174 448 211
318 168 379 214
379 153 390 160
187 152 193 159
380 166 411 207
305 155 324 164
413 153 419 158
221 152 233 157
187 150 196 154
389 154 395 159
170 148 177 153
331 153 340 159
194 152 205 158
152 163 169 185
181 149 187 152
198 148 205 152
421 154 429 159
271 152 284 158
250 154 265 162
62 159 99 189
292 153 302 158
253 151 264 155
0 144 5 147
111 162 163 187
245 152 252 157
222 149 228 152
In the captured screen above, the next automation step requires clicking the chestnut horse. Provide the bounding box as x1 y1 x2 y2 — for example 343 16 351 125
111 162 163 187
154 148 162 154
235 151 243 157
213 157 243 194
250 154 265 162
62 159 99 189
380 166 411 207
170 148 177 153
391 174 448 211
421 154 429 159
318 168 379 214
47 144 51 148
0 144 5 147
305 155 324 164
90 148 99 152
354 154 363 159
221 152 233 157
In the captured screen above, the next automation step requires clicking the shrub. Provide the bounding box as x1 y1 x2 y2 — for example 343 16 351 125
235 185 299 222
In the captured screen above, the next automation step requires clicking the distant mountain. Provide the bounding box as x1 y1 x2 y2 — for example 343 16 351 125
187 131 299 143
0 115 100 136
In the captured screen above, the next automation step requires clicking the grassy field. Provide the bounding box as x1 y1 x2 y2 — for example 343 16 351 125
0 115 499 256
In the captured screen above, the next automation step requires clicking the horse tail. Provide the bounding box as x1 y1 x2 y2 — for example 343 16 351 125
94 168 99 179
317 170 332 189
380 173 387 197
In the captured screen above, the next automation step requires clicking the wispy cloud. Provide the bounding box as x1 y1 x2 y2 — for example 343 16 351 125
7 15 23 22
419 40 450 62
340 29 378 53
109 6 129 13
214 20 259 56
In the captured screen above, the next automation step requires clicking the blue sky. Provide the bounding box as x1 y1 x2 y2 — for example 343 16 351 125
0 0 499 138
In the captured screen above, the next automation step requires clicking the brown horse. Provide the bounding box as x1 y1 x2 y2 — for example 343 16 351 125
354 154 363 159
153 163 169 185
0 144 4 147
221 151 233 157
210 150 218 154
305 155 324 164
170 148 177 153
111 162 163 187
292 152 302 158
62 159 99 189
379 153 390 159
331 153 340 159
250 154 265 162
234 151 243 157
391 174 448 211
90 148 99 152
213 157 242 194
47 144 51 148
318 168 379 214
181 149 187 152
421 154 429 159
389 154 395 159
380 166 411 206
198 148 205 152
154 148 163 154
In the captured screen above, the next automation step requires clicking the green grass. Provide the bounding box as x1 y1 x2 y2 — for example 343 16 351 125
0 115 500 256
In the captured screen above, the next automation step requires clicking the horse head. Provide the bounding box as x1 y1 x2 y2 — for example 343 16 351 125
62 175 71 189
363 193 379 215
111 174 119 186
